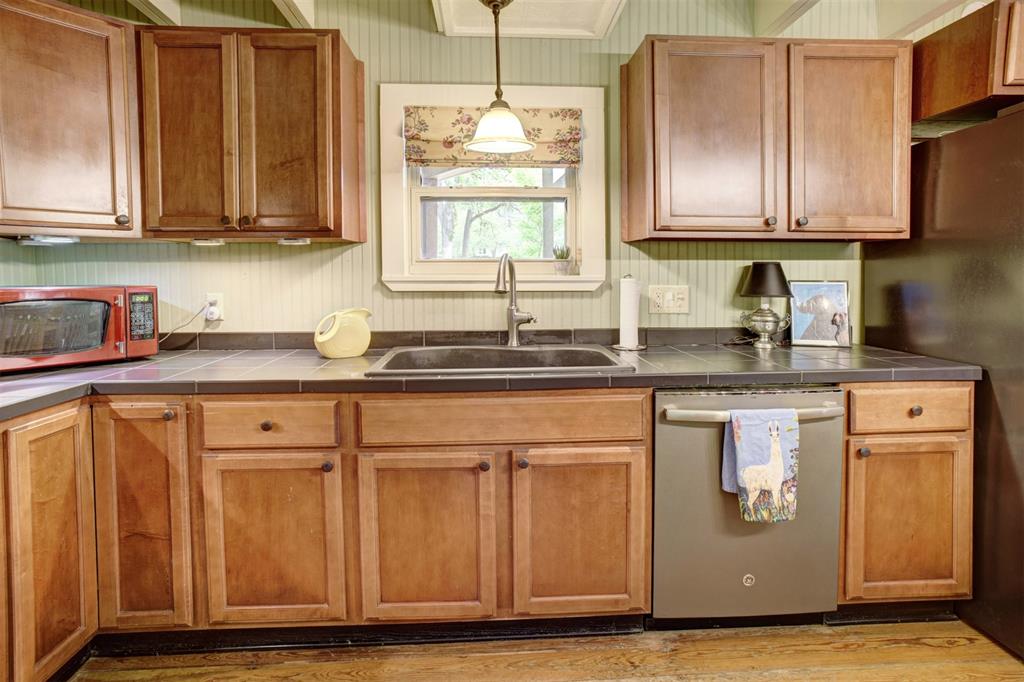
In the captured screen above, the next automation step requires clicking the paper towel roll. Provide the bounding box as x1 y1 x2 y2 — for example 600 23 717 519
619 275 641 349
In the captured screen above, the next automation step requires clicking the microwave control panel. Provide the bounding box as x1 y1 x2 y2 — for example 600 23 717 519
129 292 156 340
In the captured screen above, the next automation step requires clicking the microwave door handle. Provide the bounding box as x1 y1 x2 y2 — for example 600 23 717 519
663 406 845 423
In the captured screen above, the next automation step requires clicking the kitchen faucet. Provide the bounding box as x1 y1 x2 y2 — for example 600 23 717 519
494 253 535 347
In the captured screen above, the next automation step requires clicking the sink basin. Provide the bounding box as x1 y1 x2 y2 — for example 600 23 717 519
364 345 637 376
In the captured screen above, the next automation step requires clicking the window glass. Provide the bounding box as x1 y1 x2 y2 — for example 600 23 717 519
417 166 569 189
420 197 568 260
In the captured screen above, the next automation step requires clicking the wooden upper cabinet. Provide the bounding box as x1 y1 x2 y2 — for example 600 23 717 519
139 27 365 241
914 0 1024 120
789 43 910 235
844 435 972 601
202 452 346 623
650 40 780 235
358 451 497 620
512 446 649 615
0 0 140 237
141 31 238 232
4 405 97 682
93 402 192 629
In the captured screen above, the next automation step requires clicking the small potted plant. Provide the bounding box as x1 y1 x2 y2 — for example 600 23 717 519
553 245 572 275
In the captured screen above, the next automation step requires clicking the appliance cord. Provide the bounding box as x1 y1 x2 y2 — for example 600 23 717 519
158 303 209 344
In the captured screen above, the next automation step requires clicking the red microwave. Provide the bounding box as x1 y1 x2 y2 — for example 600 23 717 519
0 286 159 373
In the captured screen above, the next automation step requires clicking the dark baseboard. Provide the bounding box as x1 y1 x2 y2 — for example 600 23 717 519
824 601 959 626
646 612 824 631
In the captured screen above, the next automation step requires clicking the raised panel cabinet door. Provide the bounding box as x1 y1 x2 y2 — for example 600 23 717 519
0 0 138 233
141 30 238 231
1006 0 1024 85
5 405 97 682
789 43 910 234
513 446 649 615
653 40 780 233
845 435 972 601
358 452 497 620
202 452 346 623
238 33 331 232
93 402 192 629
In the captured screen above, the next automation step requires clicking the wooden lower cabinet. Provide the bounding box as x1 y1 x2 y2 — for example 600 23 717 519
512 446 649 615
358 451 497 620
4 405 97 682
93 401 192 628
844 434 973 601
202 452 346 623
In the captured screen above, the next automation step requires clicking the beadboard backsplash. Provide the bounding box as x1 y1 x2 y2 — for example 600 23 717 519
0 0 977 340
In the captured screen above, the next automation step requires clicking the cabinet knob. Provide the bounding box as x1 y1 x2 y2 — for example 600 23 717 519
478 461 491 472
517 458 529 469
910 405 924 417
220 215 232 226
766 216 777 226
321 461 334 473
796 216 809 227
162 409 174 421
115 214 130 226
240 215 253 227
259 420 273 432
858 447 872 458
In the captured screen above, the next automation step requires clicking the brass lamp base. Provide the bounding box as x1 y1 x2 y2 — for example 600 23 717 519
741 304 791 350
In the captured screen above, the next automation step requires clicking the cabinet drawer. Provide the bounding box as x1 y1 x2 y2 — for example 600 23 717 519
848 384 972 434
355 392 648 447
199 400 341 449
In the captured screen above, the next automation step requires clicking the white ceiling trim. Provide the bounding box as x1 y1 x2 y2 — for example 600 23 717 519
272 0 315 29
752 0 821 36
875 0 966 39
431 0 629 40
124 0 181 25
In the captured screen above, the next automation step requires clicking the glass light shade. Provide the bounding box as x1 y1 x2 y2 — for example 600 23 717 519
465 102 535 154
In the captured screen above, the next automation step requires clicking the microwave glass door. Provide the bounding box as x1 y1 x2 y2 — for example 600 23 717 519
0 300 111 356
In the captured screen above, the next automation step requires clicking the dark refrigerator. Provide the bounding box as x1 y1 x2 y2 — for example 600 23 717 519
863 109 1024 658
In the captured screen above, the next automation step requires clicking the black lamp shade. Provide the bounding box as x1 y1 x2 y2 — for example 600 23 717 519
740 261 793 297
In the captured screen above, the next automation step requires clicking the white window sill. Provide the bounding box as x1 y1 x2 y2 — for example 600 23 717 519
382 274 605 292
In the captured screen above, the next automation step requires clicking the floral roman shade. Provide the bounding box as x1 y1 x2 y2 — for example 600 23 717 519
403 105 582 167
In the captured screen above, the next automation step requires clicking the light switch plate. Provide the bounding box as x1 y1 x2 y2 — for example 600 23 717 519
649 285 689 314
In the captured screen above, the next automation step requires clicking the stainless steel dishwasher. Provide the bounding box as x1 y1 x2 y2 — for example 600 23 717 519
653 387 845 619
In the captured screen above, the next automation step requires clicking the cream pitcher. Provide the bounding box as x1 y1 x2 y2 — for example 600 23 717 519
314 308 372 358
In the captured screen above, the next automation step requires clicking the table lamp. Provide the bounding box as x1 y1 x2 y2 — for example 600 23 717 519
740 262 793 350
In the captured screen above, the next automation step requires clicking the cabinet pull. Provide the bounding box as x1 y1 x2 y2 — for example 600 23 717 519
240 215 253 227
220 215 232 226
796 216 809 227
766 216 777 226
858 447 872 458
910 405 924 417
517 458 530 469
115 214 129 226
478 461 491 472
321 461 334 473
259 420 273 432
162 409 174 421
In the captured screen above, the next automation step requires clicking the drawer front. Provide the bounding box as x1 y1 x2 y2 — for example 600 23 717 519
199 400 341 449
848 384 972 434
355 392 648 447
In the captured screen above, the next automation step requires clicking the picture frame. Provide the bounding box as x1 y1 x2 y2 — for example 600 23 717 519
789 280 851 347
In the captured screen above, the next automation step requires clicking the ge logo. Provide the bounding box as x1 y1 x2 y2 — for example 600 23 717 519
742 574 756 587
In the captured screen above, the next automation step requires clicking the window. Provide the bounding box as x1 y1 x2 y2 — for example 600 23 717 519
380 84 605 292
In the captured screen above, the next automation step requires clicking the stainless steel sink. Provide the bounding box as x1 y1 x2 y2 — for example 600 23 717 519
364 345 636 376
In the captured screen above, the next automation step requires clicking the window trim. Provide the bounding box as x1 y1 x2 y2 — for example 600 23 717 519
380 84 606 292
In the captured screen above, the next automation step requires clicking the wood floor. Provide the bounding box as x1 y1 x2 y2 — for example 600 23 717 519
72 620 1023 681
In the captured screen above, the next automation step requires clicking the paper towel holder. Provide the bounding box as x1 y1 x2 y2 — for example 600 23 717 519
613 274 647 352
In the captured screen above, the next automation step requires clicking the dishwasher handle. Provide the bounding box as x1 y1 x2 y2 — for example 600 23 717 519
663 405 845 423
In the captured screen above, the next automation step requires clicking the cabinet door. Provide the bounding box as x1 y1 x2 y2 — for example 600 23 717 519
5 406 97 682
140 30 238 231
358 452 497 620
652 40 780 233
238 33 331 232
0 0 138 233
845 435 972 601
512 446 648 615
1006 0 1024 86
202 452 345 623
789 43 910 235
93 402 192 629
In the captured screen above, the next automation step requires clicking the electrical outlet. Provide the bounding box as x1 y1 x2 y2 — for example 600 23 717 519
205 292 224 322
649 285 689 314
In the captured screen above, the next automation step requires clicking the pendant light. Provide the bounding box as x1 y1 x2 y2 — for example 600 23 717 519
465 0 535 154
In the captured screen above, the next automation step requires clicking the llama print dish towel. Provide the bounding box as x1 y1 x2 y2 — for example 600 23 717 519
722 409 799 523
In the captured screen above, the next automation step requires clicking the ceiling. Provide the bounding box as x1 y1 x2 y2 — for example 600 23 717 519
431 0 629 40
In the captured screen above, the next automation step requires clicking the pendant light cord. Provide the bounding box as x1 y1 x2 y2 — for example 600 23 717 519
490 1 503 103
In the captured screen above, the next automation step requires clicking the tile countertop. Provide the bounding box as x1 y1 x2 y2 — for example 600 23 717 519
0 345 981 422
